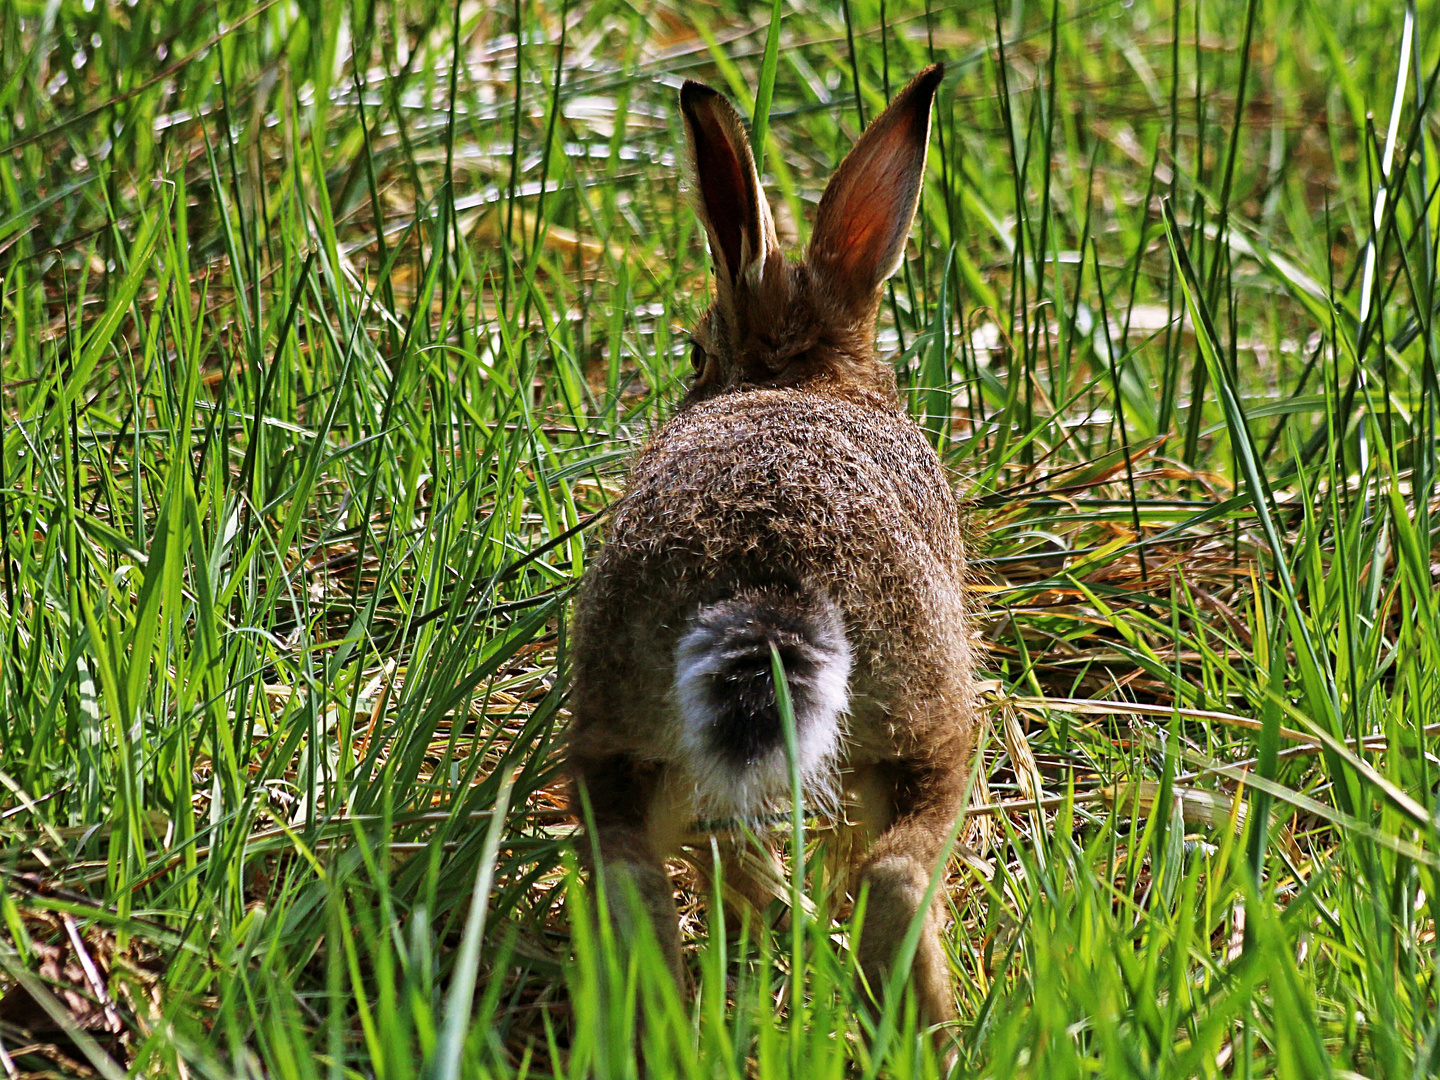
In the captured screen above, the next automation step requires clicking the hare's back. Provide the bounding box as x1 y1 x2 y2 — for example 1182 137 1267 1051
604 387 962 590
570 386 967 755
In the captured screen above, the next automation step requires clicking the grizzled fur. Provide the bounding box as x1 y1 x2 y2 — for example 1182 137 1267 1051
566 64 976 1040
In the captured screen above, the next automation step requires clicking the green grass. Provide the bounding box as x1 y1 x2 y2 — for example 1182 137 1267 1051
1 0 1438 1075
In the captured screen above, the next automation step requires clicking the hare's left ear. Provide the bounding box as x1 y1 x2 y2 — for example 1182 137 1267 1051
808 65 943 307
680 81 777 290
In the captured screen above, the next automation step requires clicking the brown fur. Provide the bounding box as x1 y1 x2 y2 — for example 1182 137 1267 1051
566 64 975 1035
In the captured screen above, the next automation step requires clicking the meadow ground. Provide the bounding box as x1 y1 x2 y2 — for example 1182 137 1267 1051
0 0 1437 1075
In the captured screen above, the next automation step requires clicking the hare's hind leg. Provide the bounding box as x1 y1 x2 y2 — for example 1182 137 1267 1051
849 745 969 1030
570 753 688 988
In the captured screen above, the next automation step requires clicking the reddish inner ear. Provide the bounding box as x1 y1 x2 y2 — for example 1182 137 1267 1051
691 112 749 279
823 119 925 285
809 65 943 298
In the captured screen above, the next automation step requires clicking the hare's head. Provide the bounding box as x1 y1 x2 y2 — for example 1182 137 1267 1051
679 65 943 405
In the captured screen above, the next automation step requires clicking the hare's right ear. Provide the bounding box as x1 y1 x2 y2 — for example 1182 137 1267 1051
808 65 943 310
680 82 776 290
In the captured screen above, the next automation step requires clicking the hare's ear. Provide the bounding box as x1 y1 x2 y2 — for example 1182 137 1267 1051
809 65 943 306
680 81 777 289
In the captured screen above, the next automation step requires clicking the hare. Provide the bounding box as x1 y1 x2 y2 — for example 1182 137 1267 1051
566 64 975 1031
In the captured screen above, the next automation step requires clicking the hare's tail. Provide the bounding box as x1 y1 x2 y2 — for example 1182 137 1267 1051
673 587 851 818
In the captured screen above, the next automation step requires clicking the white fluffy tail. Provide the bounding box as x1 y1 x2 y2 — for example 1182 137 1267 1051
673 587 851 818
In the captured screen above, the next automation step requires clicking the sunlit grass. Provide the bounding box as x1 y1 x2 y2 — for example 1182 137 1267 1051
0 0 1437 1075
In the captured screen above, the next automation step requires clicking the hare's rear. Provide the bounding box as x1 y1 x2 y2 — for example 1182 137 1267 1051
567 65 975 1030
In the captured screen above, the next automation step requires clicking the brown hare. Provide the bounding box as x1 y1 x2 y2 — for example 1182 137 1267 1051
566 64 975 1032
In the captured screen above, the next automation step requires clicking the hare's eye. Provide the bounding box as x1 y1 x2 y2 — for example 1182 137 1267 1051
689 340 707 374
